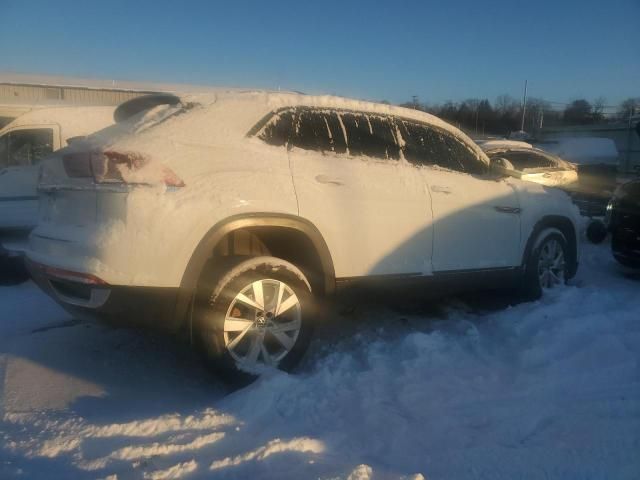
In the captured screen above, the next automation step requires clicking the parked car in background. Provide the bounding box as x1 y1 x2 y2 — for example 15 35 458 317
538 137 620 217
0 106 114 278
27 92 580 381
479 140 578 187
606 178 640 268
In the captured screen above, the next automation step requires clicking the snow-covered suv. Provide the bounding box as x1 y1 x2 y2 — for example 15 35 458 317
27 91 580 378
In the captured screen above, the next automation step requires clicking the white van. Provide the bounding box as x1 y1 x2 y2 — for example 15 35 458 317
0 106 115 258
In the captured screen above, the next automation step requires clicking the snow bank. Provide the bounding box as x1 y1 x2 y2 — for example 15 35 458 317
1 241 639 479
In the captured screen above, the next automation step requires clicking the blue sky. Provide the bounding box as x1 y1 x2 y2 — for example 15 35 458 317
1 0 638 106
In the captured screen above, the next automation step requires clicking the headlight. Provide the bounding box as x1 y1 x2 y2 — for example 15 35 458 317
604 198 614 227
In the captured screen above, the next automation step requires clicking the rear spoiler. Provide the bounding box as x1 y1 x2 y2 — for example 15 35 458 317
114 94 181 123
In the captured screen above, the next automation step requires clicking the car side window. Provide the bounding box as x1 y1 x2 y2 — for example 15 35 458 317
497 150 557 170
339 112 401 160
257 108 400 161
321 111 348 154
258 110 296 147
397 120 485 174
7 129 54 167
290 109 348 154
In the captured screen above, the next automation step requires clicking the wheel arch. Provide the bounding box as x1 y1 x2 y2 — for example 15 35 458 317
522 215 578 279
174 213 336 330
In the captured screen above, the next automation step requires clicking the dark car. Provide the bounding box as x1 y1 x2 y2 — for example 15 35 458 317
536 137 620 218
606 179 640 268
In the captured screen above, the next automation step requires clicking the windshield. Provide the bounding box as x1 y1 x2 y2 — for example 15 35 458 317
488 149 565 170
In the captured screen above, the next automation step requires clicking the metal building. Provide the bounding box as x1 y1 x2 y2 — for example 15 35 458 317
0 73 165 128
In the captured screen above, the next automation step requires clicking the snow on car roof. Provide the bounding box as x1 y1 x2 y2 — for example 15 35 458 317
142 90 491 166
479 140 533 151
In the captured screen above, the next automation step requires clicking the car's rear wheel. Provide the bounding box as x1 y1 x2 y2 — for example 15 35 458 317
521 229 568 300
194 256 315 383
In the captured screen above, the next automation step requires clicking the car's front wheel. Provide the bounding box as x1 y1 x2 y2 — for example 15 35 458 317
521 229 568 300
194 256 315 383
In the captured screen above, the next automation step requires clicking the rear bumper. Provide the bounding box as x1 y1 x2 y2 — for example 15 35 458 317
26 259 187 333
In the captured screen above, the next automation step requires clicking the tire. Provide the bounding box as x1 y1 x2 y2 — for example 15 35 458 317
194 256 316 383
521 229 568 301
586 220 607 244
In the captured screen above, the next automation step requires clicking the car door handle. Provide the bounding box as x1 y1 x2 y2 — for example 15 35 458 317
430 185 451 194
315 174 343 186
494 206 521 214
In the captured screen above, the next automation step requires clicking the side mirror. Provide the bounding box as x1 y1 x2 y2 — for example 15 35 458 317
490 157 517 177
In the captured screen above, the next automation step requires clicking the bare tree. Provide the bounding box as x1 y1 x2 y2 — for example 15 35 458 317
618 98 640 120
593 96 606 122
564 99 593 125
495 94 519 116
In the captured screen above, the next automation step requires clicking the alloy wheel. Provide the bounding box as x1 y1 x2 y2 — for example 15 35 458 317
223 279 302 369
537 238 566 289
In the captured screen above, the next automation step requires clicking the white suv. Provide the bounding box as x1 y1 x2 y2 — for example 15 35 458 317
27 91 580 378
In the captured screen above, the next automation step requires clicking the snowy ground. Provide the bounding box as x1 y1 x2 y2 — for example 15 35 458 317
1 240 639 480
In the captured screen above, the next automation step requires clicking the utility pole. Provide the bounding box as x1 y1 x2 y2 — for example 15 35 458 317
626 107 635 172
539 106 544 129
520 80 528 131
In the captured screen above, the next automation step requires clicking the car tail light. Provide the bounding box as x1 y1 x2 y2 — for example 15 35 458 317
28 259 108 285
62 150 184 187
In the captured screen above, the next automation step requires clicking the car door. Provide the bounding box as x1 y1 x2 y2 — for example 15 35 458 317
255 107 433 278
0 126 58 229
397 119 521 272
